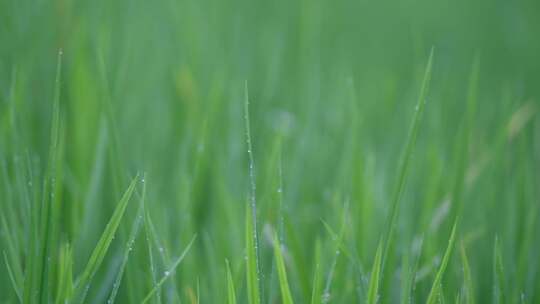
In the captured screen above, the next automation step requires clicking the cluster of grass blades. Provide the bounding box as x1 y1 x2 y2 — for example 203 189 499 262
2 40 531 303
2 51 197 304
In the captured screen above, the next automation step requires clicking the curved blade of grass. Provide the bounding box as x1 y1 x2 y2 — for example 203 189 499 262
426 220 458 304
108 175 146 303
273 233 294 304
141 235 197 304
73 175 138 303
382 48 434 268
493 236 506 304
3 251 22 302
459 242 474 304
366 241 383 304
226 259 237 304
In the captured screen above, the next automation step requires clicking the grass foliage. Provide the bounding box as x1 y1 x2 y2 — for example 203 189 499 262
1 0 539 303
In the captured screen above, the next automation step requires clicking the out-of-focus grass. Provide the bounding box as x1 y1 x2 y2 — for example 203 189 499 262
1 0 539 303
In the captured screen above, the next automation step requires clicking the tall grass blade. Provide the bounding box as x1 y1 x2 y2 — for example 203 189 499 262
143 208 161 304
73 175 138 303
55 243 73 304
226 259 237 304
273 233 294 304
108 175 146 303
246 205 261 304
426 220 458 304
244 81 261 304
4 251 22 302
24 49 63 304
310 239 322 304
382 48 434 267
459 242 474 304
366 241 383 304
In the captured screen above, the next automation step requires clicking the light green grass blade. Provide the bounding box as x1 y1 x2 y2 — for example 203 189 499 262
426 220 458 304
310 239 322 304
493 236 506 304
3 251 22 302
367 241 383 304
226 259 237 304
143 207 161 304
108 175 146 303
273 233 294 304
382 48 434 267
55 243 73 304
244 81 261 304
246 205 261 304
459 242 474 304
2 214 23 300
73 175 138 303
141 235 197 304
35 50 62 303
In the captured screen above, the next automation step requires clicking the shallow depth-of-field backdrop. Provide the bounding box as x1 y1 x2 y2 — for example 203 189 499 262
1 0 540 303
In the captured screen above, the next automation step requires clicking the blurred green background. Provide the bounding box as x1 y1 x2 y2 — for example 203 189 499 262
1 0 539 303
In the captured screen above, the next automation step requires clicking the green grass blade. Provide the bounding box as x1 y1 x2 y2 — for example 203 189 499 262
382 48 434 267
426 220 458 304
35 50 62 303
493 236 506 304
73 175 139 303
141 235 197 304
244 81 261 304
3 251 22 302
226 259 237 304
310 239 322 304
143 207 161 304
246 205 261 304
55 243 73 304
366 241 383 304
108 175 146 303
273 233 294 304
459 242 474 304
1 214 23 299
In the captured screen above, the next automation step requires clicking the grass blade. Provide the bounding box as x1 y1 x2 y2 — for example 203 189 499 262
141 235 197 304
108 175 146 303
426 220 458 304
4 251 22 302
143 208 161 304
73 175 139 303
459 242 474 304
366 241 383 304
246 205 261 304
310 239 322 304
40 49 63 304
244 81 261 304
226 259 237 304
493 236 506 304
381 48 434 267
55 243 73 304
273 233 294 304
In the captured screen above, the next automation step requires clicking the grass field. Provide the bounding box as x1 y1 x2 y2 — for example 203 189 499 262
1 0 540 303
